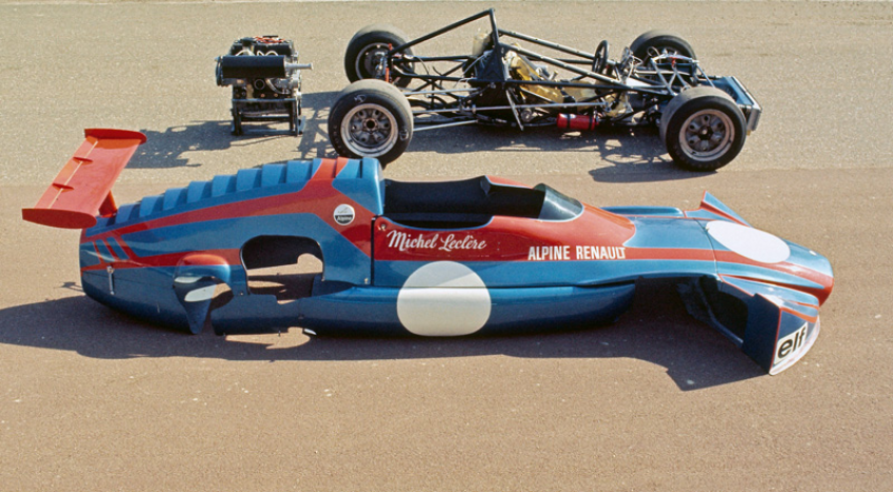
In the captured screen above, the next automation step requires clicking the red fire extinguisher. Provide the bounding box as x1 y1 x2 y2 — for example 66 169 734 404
557 114 600 131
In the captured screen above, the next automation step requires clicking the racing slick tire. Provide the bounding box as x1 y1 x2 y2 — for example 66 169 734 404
328 79 414 166
344 24 414 87
630 31 696 60
660 87 747 171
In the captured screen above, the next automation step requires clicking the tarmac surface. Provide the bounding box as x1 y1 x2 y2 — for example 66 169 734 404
1 1 891 490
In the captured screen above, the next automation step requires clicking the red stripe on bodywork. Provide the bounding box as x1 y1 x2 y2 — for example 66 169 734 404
373 205 636 262
623 247 714 262
82 158 374 256
82 248 242 272
714 251 833 304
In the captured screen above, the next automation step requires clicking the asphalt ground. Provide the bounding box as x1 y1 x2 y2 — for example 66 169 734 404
1 1 891 490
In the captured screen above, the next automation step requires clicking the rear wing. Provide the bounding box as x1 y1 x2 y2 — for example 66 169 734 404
22 129 146 229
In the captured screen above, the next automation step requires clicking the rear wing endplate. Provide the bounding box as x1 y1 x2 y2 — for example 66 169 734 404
22 129 146 229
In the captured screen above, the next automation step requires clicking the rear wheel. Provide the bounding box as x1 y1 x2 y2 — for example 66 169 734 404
344 24 414 87
328 79 413 166
660 87 746 171
630 30 696 60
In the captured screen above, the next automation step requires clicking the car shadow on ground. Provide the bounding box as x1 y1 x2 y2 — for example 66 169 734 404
129 121 238 169
125 92 343 169
0 280 762 391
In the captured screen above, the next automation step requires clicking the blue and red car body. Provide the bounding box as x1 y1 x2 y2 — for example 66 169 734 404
24 130 833 375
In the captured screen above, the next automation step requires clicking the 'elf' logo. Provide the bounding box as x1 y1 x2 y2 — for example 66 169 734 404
775 323 808 365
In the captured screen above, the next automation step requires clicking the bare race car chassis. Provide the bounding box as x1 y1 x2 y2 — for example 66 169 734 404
328 9 761 170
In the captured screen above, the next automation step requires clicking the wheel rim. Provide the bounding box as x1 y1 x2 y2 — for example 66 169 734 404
356 43 390 79
648 45 682 58
340 103 398 157
679 109 734 162
664 47 680 56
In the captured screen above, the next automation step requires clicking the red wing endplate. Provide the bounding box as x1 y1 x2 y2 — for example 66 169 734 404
22 129 147 229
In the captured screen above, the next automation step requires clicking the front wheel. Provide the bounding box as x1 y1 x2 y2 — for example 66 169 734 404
660 87 746 171
328 79 414 166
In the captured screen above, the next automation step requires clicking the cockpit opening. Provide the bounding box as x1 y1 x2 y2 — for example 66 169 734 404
382 176 582 229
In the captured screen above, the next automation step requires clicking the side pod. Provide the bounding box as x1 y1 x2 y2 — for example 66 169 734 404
173 254 238 335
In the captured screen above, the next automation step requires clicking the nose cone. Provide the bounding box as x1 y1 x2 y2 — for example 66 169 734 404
705 221 833 305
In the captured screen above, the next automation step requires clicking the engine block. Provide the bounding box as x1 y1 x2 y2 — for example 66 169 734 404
216 36 312 136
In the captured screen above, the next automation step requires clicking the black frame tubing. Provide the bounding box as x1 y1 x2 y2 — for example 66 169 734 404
379 8 674 121
386 9 495 56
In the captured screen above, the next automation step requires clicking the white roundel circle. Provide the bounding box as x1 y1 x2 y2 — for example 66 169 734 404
333 204 355 226
706 221 791 264
397 261 491 336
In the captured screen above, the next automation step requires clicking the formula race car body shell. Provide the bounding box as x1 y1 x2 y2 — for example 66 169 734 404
24 131 832 375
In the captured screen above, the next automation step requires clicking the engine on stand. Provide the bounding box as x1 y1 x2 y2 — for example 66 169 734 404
215 36 312 136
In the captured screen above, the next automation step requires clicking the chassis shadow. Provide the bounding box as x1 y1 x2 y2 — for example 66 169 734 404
411 124 718 183
0 280 761 391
